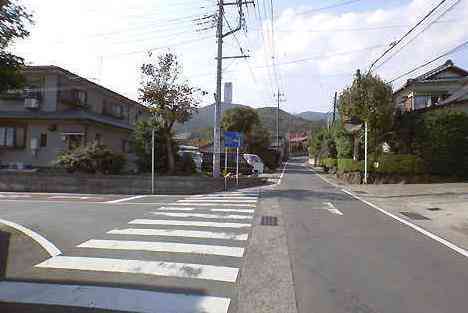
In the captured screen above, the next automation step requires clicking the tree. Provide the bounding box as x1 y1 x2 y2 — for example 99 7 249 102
221 107 260 136
0 0 33 94
132 118 178 174
139 52 202 174
338 70 394 157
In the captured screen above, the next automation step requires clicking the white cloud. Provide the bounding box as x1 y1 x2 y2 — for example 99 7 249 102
11 0 468 113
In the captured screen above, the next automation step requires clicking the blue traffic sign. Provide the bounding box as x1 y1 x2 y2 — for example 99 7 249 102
224 131 241 148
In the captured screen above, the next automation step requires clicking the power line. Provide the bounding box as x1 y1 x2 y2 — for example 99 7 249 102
368 0 449 72
389 39 468 83
295 0 365 16
373 0 461 71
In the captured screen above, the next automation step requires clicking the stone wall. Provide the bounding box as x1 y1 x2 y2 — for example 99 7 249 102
0 172 267 195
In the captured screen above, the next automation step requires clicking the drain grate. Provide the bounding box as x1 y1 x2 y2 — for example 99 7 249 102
261 216 278 226
400 212 431 220
427 207 441 211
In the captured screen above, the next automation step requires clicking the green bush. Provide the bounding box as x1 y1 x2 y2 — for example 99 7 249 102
373 154 425 175
56 143 126 175
417 110 468 177
337 159 362 173
176 152 196 175
321 158 337 168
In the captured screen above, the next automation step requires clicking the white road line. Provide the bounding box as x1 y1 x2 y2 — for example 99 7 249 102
151 212 253 220
341 189 468 259
36 256 239 282
130 219 251 228
0 218 61 257
78 239 244 257
106 195 147 204
48 196 92 200
194 193 258 197
108 228 249 241
155 207 196 211
324 202 344 216
0 281 230 313
187 197 258 201
277 161 288 185
178 199 257 203
211 208 255 213
170 203 256 207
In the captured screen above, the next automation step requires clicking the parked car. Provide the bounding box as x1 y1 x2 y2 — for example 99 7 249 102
243 154 265 175
202 152 254 175
178 146 203 172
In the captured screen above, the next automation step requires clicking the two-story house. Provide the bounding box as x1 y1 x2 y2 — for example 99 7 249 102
0 65 150 168
393 60 468 113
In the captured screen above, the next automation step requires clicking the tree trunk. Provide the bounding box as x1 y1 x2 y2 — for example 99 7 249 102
165 133 175 174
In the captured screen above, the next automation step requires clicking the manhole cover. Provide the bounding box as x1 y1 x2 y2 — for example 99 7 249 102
261 216 278 226
400 212 431 220
427 207 441 211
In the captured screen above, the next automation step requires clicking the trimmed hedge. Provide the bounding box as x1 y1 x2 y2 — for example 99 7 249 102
372 154 425 175
337 159 362 173
321 158 337 168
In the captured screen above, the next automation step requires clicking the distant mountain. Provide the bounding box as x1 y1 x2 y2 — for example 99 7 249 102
257 107 324 136
295 111 328 121
176 104 325 140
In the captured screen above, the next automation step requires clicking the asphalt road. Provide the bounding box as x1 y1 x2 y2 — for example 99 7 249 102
0 191 260 313
279 158 468 313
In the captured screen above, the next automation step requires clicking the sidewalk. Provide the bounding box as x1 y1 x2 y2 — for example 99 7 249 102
308 164 468 251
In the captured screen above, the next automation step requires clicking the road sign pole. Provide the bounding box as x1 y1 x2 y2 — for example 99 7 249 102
236 147 239 185
224 147 228 173
151 127 155 195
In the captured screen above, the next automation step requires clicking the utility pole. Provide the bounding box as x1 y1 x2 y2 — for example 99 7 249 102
274 90 285 150
332 91 337 125
212 0 253 177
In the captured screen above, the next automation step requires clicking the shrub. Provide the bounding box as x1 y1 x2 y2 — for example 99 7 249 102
373 154 425 175
337 159 362 173
321 158 337 168
416 110 468 177
56 143 126 175
176 152 196 175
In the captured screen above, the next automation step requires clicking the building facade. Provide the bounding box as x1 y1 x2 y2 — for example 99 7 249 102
393 60 468 114
0 66 149 168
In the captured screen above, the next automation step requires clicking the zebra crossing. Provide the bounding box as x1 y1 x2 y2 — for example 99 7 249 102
29 190 260 313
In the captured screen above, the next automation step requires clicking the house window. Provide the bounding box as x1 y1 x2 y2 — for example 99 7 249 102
77 90 87 106
0 126 26 148
40 133 47 147
95 133 102 145
414 96 430 110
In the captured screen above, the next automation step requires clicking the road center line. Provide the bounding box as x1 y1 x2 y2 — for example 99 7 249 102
35 256 239 282
324 202 344 215
0 218 61 257
277 161 289 185
169 203 256 207
105 195 147 204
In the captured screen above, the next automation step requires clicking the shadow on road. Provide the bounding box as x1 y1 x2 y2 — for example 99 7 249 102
262 189 350 202
0 230 11 280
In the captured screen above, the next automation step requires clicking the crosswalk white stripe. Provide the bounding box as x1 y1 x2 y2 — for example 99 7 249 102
107 228 249 241
151 212 253 220
211 208 255 213
189 196 258 200
194 193 258 197
169 203 256 207
78 239 245 257
0 281 231 313
178 199 257 203
35 256 239 282
130 219 251 228
156 207 196 211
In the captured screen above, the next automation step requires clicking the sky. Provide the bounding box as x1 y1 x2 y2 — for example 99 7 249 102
10 0 468 114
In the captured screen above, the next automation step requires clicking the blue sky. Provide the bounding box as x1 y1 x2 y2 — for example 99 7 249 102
11 0 468 113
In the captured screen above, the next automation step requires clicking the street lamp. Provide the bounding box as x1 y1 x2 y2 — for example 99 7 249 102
343 117 368 184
